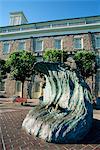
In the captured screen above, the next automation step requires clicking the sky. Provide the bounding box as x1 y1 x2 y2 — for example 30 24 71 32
0 0 100 27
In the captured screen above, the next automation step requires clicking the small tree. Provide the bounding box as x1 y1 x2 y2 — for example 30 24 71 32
43 49 68 62
0 59 7 82
6 50 36 98
74 50 96 79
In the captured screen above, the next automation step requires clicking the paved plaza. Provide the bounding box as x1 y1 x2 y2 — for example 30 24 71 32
0 100 100 150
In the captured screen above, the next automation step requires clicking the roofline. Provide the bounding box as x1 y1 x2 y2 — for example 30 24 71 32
0 15 100 28
10 11 24 15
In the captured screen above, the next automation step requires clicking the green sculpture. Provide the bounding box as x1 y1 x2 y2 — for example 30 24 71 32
22 62 93 143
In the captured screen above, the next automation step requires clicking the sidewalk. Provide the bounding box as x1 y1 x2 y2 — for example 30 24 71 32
0 102 100 150
0 98 39 105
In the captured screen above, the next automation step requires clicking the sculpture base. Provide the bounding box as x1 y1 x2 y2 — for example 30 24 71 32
22 104 93 143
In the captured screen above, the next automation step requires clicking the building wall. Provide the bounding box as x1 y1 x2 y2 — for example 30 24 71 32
23 81 29 98
25 39 32 51
63 35 74 51
0 32 100 98
43 37 54 49
0 33 96 54
0 39 33 98
5 75 16 97
43 33 95 51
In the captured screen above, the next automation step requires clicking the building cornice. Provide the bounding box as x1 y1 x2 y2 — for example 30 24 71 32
0 23 100 41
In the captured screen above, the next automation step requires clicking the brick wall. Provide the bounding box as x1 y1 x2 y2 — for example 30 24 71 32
23 81 28 98
83 34 91 50
0 33 99 98
43 37 54 50
63 35 74 51
0 39 33 98
43 33 94 52
25 39 32 51
4 78 29 98
0 41 9 60
5 75 16 97
0 33 95 59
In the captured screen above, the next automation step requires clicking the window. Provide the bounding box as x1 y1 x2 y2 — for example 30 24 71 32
14 16 20 25
74 38 83 49
18 41 25 50
0 81 5 91
3 43 10 54
95 36 100 48
16 81 21 92
35 40 43 51
10 16 20 25
54 39 62 49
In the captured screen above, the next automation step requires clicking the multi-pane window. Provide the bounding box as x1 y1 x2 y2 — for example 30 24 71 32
0 81 5 91
16 81 21 92
14 16 20 25
18 41 25 50
74 38 83 49
54 39 62 49
35 40 43 51
95 36 100 48
3 43 10 54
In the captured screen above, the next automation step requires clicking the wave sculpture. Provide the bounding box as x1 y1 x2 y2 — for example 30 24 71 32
22 62 93 143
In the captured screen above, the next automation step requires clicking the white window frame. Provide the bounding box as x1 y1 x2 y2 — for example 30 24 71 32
54 39 62 50
74 37 83 49
3 42 10 54
61 39 63 50
9 16 13 25
95 35 100 49
35 40 43 52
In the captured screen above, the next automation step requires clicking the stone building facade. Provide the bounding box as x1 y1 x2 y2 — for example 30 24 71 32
0 12 100 98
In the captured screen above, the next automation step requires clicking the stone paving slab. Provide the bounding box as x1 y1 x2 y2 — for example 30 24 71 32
0 104 100 150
